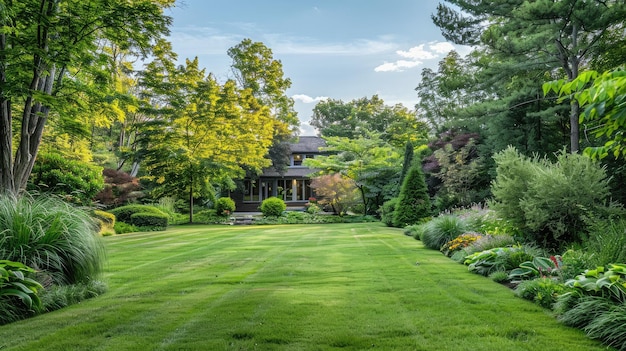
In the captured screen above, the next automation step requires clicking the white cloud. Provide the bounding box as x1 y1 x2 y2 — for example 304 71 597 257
429 41 455 54
374 60 422 72
375 41 457 73
397 44 437 60
292 94 329 104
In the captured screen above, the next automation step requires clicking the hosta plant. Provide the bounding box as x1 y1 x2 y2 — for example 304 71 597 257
1 260 43 325
564 264 626 303
464 246 522 276
509 256 562 281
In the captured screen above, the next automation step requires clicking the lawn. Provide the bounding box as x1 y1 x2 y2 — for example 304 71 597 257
0 223 610 350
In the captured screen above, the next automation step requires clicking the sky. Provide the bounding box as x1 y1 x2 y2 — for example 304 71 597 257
166 0 471 135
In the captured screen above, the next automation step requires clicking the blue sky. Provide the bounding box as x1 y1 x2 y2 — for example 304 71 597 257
166 0 470 135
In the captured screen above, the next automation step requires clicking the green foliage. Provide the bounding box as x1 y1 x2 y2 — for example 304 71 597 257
305 203 322 215
565 264 626 304
464 246 533 276
29 152 104 206
452 234 518 263
113 222 139 235
378 198 398 227
403 224 426 239
488 270 510 283
253 213 377 225
392 161 431 227
260 197 286 217
515 278 569 310
560 249 595 281
584 219 626 267
490 146 610 249
0 260 43 325
509 256 562 281
431 138 487 208
129 212 168 229
310 95 428 148
556 295 626 350
305 134 402 215
0 0 175 194
40 280 107 313
109 204 167 224
545 67 626 159
214 197 236 216
0 195 105 285
420 215 467 250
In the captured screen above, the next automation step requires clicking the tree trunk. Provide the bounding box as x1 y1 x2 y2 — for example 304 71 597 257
0 32 14 193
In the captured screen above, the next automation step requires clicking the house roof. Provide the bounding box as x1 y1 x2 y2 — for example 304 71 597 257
290 136 326 153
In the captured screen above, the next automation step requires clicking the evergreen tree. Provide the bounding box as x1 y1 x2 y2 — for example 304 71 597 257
392 160 431 228
398 140 414 195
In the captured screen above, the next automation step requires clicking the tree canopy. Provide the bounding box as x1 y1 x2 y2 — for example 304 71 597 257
0 0 174 194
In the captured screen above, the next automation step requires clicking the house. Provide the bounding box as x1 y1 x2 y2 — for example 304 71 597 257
232 136 326 212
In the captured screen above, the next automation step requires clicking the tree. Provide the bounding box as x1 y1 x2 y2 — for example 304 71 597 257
398 140 415 193
310 174 358 215
392 160 431 228
310 95 428 148
0 0 174 195
545 67 626 160
433 0 626 153
228 39 299 174
304 133 401 215
139 45 281 223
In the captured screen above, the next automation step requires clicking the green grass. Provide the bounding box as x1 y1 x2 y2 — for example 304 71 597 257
0 223 610 350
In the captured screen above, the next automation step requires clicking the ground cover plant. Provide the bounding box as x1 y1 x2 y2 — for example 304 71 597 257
0 223 607 350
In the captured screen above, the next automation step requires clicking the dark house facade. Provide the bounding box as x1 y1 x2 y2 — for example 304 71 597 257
232 136 326 212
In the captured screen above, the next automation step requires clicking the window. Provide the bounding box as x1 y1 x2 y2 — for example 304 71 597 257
292 154 303 166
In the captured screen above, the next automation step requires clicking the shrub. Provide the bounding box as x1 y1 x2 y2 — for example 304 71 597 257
515 278 569 309
0 195 105 285
491 147 611 249
92 210 116 235
393 161 431 227
130 212 168 229
194 210 226 224
0 260 43 325
28 152 104 206
306 203 322 215
421 215 467 250
260 197 286 217
379 198 398 227
403 224 425 239
214 197 236 216
94 169 142 206
113 222 139 234
560 249 594 280
109 204 168 227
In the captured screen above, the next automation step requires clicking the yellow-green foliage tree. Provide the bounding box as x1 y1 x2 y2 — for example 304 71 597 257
139 42 283 223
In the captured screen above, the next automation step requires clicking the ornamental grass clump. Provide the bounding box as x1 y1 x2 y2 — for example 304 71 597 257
0 195 105 286
420 214 467 250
